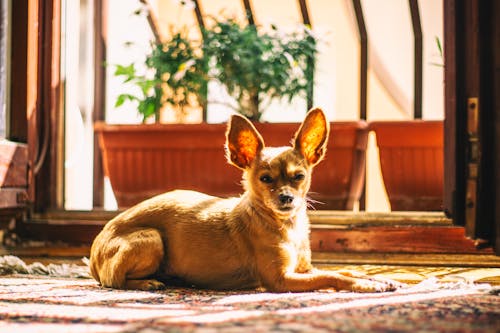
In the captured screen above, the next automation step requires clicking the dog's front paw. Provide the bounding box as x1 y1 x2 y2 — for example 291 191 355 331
351 279 397 293
125 279 166 291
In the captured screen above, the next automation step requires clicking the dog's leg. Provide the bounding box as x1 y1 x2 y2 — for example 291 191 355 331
93 228 165 291
263 270 400 293
335 269 405 289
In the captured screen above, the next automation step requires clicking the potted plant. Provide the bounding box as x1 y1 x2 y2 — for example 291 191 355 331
112 32 207 123
202 18 316 121
95 17 368 210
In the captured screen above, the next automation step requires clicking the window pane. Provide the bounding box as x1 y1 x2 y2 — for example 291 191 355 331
62 0 95 210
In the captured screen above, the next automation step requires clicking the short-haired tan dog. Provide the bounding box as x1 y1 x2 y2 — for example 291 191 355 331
90 108 400 292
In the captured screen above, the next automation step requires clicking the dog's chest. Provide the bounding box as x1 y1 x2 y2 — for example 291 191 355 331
278 222 310 272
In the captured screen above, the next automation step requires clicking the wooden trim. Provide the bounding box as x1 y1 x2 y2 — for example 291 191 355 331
92 0 107 208
351 0 367 120
409 0 423 119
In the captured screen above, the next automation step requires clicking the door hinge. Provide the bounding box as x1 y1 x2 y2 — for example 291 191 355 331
465 97 479 237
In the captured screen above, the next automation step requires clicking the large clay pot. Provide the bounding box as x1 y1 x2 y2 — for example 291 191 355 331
95 121 369 210
370 120 444 211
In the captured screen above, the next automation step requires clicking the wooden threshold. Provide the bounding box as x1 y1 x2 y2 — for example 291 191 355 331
6 210 494 256
313 252 500 268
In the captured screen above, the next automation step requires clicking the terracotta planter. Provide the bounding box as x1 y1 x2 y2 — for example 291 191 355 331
370 120 444 211
95 121 368 210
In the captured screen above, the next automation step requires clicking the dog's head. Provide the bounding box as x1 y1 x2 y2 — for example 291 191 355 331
225 108 330 218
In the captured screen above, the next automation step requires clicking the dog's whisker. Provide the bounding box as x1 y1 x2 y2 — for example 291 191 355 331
305 197 324 210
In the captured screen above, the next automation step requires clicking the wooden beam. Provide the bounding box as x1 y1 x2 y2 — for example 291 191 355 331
242 0 255 26
298 0 314 110
409 0 423 119
298 0 311 26
192 0 205 30
192 0 207 121
351 0 367 120
140 0 165 44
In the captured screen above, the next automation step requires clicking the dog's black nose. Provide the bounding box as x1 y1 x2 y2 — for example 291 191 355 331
279 193 294 205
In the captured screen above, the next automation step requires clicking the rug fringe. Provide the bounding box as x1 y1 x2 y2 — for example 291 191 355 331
0 255 91 279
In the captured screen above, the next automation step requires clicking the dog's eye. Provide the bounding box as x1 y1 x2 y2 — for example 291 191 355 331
293 173 305 181
259 175 273 184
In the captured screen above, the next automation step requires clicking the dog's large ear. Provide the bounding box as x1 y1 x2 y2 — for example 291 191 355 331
293 108 330 166
226 114 265 169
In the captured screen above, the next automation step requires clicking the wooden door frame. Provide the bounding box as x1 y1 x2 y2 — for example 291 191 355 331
444 0 499 253
3 0 499 256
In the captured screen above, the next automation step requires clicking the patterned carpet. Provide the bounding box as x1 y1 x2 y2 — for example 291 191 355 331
0 257 499 332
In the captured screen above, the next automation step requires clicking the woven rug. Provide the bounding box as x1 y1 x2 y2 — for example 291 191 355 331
0 256 499 333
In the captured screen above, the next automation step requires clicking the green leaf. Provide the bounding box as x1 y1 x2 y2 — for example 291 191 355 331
435 36 443 58
115 94 137 107
114 63 135 78
115 94 127 107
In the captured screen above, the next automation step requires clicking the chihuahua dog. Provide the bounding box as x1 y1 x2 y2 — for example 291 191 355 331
90 108 399 292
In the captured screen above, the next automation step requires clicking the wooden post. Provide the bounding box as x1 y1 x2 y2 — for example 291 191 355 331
409 0 423 119
92 0 107 208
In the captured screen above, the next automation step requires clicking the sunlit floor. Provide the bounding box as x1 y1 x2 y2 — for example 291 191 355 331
0 259 499 333
7 255 500 286
316 263 500 286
